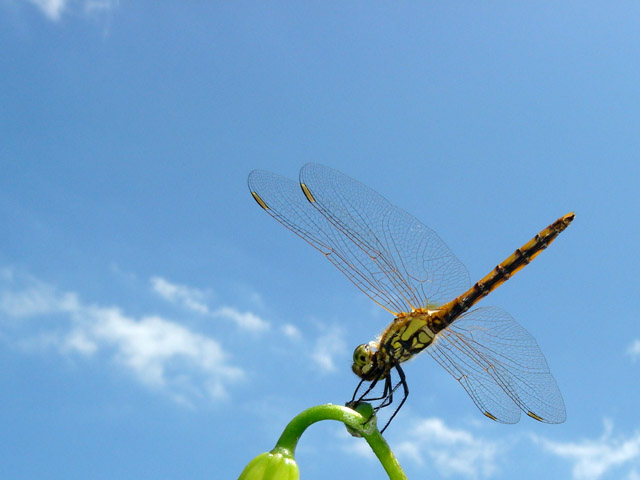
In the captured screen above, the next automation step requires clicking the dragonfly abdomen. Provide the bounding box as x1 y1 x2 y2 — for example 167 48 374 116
441 212 575 325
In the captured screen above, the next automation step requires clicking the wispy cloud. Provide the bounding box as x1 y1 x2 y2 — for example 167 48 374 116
627 340 640 361
212 306 269 332
0 268 243 404
534 419 640 480
394 417 500 479
84 0 116 14
26 0 65 20
25 0 118 22
0 275 79 317
311 325 347 373
150 276 270 333
282 324 302 341
151 276 210 315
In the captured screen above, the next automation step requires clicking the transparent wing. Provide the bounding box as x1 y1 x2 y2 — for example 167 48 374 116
428 306 566 423
249 169 399 311
248 164 470 314
298 164 469 313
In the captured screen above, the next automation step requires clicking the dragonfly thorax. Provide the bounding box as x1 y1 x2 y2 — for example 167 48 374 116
352 310 444 381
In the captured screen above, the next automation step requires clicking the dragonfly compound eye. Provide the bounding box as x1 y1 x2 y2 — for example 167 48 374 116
352 344 371 366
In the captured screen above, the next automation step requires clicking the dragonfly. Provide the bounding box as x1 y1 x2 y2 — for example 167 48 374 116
248 163 572 432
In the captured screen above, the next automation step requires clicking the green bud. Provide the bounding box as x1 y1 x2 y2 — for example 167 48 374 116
237 450 299 480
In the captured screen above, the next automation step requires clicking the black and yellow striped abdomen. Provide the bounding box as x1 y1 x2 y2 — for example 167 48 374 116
376 212 574 368
439 212 575 328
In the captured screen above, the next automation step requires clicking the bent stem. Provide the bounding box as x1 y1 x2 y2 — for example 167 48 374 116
273 404 407 480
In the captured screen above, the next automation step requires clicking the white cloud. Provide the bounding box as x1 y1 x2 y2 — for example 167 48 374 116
213 306 269 332
83 309 243 400
534 419 640 480
24 0 118 21
627 340 640 361
150 276 210 315
151 276 269 333
27 0 65 20
0 274 78 317
84 0 116 14
343 435 376 459
311 326 347 373
64 328 98 354
394 417 500 479
336 426 376 459
282 323 302 341
0 269 243 404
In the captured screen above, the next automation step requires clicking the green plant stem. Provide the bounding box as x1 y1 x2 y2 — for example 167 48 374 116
272 404 408 480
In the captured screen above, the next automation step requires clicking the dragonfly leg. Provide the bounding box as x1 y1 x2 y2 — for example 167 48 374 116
350 377 370 403
355 375 392 404
379 364 409 433
347 366 410 433
352 375 384 404
374 375 395 410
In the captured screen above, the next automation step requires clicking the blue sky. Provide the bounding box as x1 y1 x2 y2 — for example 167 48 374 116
1 2 640 479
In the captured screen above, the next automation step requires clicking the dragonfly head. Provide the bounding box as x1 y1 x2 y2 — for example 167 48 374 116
352 343 377 380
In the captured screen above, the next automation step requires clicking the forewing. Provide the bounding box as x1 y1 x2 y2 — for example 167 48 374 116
298 163 470 313
429 306 566 423
249 169 413 313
